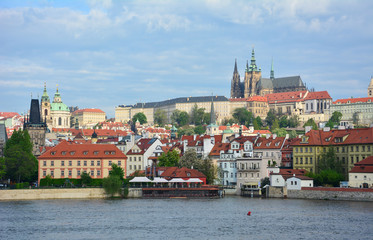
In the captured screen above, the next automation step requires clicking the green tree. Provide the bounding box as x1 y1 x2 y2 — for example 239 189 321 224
4 130 37 183
265 109 277 128
279 116 288 128
325 111 342 128
289 130 297 138
103 175 122 198
171 110 181 125
232 108 253 125
198 157 218 184
271 119 280 130
303 118 318 130
154 109 167 126
288 115 299 128
271 128 287 137
190 104 206 125
255 116 263 128
109 163 124 180
44 175 53 186
178 111 190 126
203 112 211 125
177 126 194 137
81 172 92 186
158 150 180 167
222 118 235 126
179 149 200 169
0 157 6 180
318 147 343 174
194 125 206 135
132 112 147 125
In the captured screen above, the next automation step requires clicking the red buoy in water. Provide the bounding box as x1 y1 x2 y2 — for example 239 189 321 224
247 211 251 216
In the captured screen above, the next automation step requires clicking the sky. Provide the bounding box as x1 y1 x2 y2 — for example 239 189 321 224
1 0 372 118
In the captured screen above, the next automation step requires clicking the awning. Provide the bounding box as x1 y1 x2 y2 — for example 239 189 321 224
185 178 203 183
152 177 169 183
129 177 152 183
168 178 186 183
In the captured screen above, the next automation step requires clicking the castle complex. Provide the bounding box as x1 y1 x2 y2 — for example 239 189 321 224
231 49 307 98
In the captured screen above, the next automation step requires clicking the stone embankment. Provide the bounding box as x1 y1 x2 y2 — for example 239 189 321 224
267 186 373 201
0 188 142 200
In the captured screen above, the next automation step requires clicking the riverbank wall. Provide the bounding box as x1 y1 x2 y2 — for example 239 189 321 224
0 188 143 201
267 186 373 201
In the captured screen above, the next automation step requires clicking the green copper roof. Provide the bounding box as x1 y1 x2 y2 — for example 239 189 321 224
51 102 69 111
41 83 50 102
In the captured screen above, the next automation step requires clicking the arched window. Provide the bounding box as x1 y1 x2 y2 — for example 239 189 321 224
44 109 48 116
58 117 62 126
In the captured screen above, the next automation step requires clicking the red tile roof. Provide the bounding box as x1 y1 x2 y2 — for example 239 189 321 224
349 156 373 173
0 112 20 119
265 90 308 104
333 97 373 104
160 167 206 179
254 136 285 149
291 128 373 146
229 96 267 102
304 91 332 100
38 140 127 159
73 108 105 114
209 143 230 156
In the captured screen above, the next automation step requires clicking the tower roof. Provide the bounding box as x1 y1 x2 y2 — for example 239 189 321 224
270 58 274 80
234 59 238 74
41 82 50 102
248 48 259 72
210 95 216 125
369 76 373 88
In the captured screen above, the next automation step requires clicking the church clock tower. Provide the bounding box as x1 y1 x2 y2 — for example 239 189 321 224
40 82 52 128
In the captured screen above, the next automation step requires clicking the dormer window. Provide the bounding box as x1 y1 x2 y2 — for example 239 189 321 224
94 151 99 155
70 151 75 155
266 142 270 147
51 151 56 155
105 151 109 155
257 142 261 147
61 151 66 155
83 151 88 155
275 142 280 146
111 151 116 155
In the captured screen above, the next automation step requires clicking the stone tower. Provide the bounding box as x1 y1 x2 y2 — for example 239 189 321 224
40 82 52 128
368 76 373 97
244 48 262 97
230 59 242 98
24 99 47 156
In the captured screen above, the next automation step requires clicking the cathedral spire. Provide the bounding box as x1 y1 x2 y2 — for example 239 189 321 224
41 82 50 102
210 94 216 125
249 48 258 72
270 57 275 80
234 58 238 74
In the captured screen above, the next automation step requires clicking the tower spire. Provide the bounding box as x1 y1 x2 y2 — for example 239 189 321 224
234 58 238 73
210 93 216 125
270 57 275 80
249 47 258 72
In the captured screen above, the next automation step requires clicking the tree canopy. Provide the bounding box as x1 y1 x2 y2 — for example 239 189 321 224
303 118 318 130
3 129 37 183
132 112 147 125
109 163 125 180
232 108 253 125
171 110 190 126
325 111 342 128
154 109 167 126
158 150 180 167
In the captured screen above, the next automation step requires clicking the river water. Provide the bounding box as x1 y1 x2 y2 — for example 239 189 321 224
0 196 372 240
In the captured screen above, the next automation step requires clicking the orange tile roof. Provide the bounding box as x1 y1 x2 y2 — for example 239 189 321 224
160 167 206 179
73 108 105 114
305 91 332 100
291 128 373 146
350 156 373 173
0 112 21 119
209 143 230 156
265 90 308 104
38 140 127 159
254 136 285 149
333 97 373 104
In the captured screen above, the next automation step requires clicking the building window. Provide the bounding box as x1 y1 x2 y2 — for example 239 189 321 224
305 158 308 164
94 151 99 155
43 171 46 176
295 158 298 164
97 170 101 176
129 157 132 162
109 161 112 166
69 161 72 166
51 161 54 166
91 161 94 166
97 161 101 166
91 170 94 176
61 161 65 166
83 151 88 155
310 148 312 153
58 117 62 126
139 157 141 161
134 157 136 161
138 165 141 170
84 161 87 166
78 161 81 166
51 170 54 177
62 151 66 155
69 170 72 176
224 163 227 168
77 170 81 176
300 158 303 164
310 157 313 164
118 161 121 166
43 161 46 166
61 170 64 176
356 146 359 152
355 175 357 179
129 165 132 170
134 165 137 170
351 146 354 152
70 151 75 155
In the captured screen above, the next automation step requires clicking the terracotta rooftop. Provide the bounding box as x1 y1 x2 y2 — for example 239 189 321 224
333 97 373 104
265 90 308 104
304 91 332 100
38 140 127 159
73 108 105 114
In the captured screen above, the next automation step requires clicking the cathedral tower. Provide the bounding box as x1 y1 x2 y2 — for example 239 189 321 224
244 48 262 97
368 76 373 97
40 82 52 128
230 59 242 98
